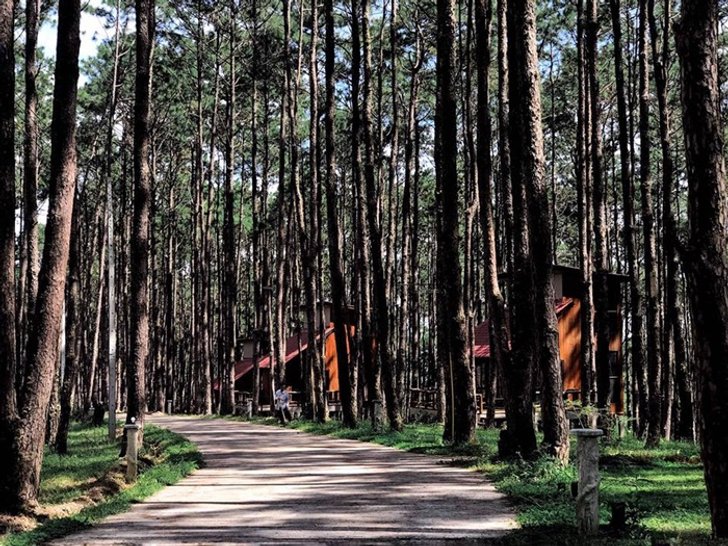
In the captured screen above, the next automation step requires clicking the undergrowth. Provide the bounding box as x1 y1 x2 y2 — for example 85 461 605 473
1 424 202 546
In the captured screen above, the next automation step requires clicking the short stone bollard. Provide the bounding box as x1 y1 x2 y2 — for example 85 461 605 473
125 422 141 484
571 428 603 536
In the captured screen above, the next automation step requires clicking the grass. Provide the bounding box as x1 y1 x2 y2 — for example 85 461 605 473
244 416 716 545
1 423 202 546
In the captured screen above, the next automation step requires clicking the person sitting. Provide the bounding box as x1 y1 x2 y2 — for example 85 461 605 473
274 383 292 424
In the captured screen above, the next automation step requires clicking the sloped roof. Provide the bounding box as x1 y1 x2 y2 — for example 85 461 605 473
473 298 574 360
227 327 335 384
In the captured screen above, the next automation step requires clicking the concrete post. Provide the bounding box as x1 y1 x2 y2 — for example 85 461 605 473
571 428 603 535
372 400 384 431
125 422 141 483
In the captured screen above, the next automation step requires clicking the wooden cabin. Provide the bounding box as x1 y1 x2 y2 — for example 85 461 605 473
227 302 353 412
474 265 627 415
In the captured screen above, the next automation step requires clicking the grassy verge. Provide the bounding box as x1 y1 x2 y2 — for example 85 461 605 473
245 416 712 545
1 423 202 546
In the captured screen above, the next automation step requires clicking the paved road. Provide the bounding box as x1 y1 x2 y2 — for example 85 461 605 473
54 415 516 545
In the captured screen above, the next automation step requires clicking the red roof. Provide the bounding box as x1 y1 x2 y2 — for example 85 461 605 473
473 298 573 360
215 327 335 388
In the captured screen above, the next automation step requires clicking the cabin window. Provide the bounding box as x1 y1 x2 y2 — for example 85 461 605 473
608 351 620 401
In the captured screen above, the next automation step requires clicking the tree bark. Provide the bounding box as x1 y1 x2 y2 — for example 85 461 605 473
105 0 122 441
305 0 326 423
436 0 476 446
475 0 505 428
127 0 154 436
1 0 81 511
222 2 238 416
501 0 539 459
351 0 378 423
0 0 19 508
496 0 512 270
361 0 400 431
676 0 728 535
399 12 422 426
325 0 356 427
587 0 611 413
20 0 41 375
638 0 662 448
577 0 596 405
505 0 539 460
506 0 568 462
609 0 646 437
648 0 690 441
55 191 83 455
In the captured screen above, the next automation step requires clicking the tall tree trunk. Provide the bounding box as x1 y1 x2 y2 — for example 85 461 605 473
676 1 728 536
505 0 568 461
324 0 356 427
475 0 506 428
388 0 405 409
351 0 378 423
587 0 611 414
274 0 291 397
610 0 646 437
577 0 596 405
496 0 512 270
436 0 476 446
1 0 81 511
362 0 401 431
87 223 107 411
638 0 662 448
399 12 422 426
56 191 83 454
648 0 690 440
127 0 154 435
164 187 176 413
525 11 569 463
351 0 382 420
503 0 539 460
222 3 238 416
0 0 19 509
303 0 326 422
20 0 40 374
105 0 122 441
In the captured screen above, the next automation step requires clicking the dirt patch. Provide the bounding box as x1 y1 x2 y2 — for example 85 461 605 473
0 513 37 535
0 464 128 538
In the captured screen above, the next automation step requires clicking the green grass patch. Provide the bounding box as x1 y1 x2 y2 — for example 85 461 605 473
247 416 715 545
38 424 120 506
1 424 202 546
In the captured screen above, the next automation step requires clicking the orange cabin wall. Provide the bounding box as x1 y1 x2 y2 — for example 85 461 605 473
559 299 583 394
325 330 339 392
556 298 625 414
324 324 355 393
610 307 624 414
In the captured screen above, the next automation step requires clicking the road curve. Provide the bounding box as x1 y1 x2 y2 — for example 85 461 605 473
53 415 516 545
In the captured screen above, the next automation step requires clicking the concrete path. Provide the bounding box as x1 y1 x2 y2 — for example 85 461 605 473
54 415 516 545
